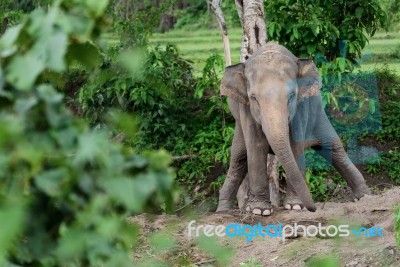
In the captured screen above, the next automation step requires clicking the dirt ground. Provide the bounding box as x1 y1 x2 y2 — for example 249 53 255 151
131 187 400 267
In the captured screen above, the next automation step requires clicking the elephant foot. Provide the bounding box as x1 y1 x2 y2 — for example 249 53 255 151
284 196 304 210
352 185 372 200
216 199 235 212
244 192 273 216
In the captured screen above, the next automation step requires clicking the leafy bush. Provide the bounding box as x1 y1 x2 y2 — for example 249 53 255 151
367 66 400 143
79 44 197 151
366 149 400 184
79 41 233 194
0 0 178 265
305 168 346 201
266 0 387 63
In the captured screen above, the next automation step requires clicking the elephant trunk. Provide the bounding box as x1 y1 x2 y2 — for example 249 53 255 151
260 103 317 212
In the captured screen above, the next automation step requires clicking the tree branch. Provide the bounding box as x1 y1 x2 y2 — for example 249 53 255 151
211 0 232 66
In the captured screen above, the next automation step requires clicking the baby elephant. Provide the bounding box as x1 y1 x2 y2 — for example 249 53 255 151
217 42 371 215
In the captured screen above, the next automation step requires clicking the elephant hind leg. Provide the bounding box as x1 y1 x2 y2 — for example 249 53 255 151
236 173 249 210
315 138 371 199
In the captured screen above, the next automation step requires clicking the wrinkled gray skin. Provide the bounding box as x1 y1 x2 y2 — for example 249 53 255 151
216 42 371 214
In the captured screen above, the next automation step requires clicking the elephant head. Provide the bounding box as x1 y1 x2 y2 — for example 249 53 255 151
220 43 321 212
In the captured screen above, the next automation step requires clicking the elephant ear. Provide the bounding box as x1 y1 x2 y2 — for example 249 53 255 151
297 59 322 101
220 63 249 105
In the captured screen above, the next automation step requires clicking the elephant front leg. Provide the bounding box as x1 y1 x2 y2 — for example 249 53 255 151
284 182 305 210
216 122 248 212
284 144 306 210
239 104 272 216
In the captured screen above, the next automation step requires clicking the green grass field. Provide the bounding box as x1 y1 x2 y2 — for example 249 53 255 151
148 28 400 74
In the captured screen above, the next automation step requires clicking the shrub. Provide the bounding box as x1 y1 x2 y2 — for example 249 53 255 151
0 0 178 265
266 0 387 63
79 44 197 151
370 66 400 143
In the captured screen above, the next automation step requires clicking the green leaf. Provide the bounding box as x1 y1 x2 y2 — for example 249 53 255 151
293 28 299 39
86 0 109 17
369 99 376 114
0 199 25 264
6 53 45 91
338 58 346 72
73 132 108 167
41 30 68 71
268 22 276 37
311 25 320 36
15 96 38 114
37 85 63 104
66 42 100 68
35 168 69 197
348 43 356 53
307 44 316 55
56 228 86 260
102 175 156 211
355 7 364 19
0 24 23 58
332 94 339 108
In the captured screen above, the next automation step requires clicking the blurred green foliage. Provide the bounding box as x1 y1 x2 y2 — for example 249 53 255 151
0 0 179 265
0 0 52 28
305 254 340 267
363 66 400 185
72 0 234 198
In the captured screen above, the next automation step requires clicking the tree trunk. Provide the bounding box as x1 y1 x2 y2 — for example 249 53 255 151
211 0 231 66
268 154 279 207
235 0 267 61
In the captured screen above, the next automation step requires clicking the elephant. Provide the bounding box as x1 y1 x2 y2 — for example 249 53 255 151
216 42 371 215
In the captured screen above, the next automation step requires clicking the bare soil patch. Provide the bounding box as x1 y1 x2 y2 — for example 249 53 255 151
131 187 400 267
